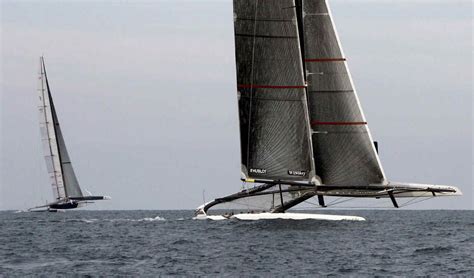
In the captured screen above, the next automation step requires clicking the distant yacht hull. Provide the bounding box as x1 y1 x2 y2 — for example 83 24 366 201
28 197 108 212
49 202 79 210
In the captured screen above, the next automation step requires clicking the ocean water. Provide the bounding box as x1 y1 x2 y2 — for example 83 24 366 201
0 210 472 276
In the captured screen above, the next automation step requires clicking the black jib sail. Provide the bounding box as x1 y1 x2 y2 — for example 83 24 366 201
301 0 385 186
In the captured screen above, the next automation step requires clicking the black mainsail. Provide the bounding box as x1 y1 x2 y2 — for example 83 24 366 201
235 0 316 184
31 57 109 211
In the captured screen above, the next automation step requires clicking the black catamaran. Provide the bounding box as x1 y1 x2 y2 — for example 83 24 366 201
29 57 110 212
196 0 461 220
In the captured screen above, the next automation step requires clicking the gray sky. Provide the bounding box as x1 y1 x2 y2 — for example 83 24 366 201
1 0 472 210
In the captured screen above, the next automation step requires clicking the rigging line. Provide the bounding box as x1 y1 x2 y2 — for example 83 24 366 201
302 196 354 208
325 196 345 206
296 202 393 210
400 198 426 208
398 196 419 207
305 195 396 209
336 197 398 209
302 194 397 209
400 197 435 208
398 191 432 207
303 196 341 207
325 197 341 206
245 0 259 171
334 197 395 209
325 197 358 207
334 204 395 210
399 194 434 208
302 199 319 206
299 201 326 210
222 200 268 211
243 183 253 211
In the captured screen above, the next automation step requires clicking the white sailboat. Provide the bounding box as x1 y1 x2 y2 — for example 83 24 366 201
195 0 461 220
29 57 110 212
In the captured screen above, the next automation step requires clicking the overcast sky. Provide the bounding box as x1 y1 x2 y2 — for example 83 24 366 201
1 0 472 210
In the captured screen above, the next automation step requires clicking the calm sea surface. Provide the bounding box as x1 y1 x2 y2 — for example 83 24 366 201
0 210 472 276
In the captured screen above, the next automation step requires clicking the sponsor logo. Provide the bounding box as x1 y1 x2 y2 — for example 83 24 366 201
249 168 267 174
288 170 307 176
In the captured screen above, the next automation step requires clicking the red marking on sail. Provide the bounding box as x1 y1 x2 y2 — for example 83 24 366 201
304 58 346 62
311 121 367 126
238 84 306 89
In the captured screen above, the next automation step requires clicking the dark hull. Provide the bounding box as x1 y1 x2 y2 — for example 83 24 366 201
49 202 79 209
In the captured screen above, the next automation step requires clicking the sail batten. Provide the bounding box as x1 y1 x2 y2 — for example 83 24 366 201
305 58 346 62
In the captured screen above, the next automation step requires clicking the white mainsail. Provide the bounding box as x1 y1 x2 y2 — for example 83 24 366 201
38 57 66 200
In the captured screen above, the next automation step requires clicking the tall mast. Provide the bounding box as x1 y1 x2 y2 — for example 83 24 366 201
295 0 319 185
